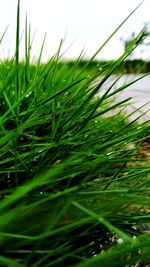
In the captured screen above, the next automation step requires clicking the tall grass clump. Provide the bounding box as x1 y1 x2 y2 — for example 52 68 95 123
0 1 149 266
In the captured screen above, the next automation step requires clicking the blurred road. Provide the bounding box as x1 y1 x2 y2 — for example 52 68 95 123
97 74 150 122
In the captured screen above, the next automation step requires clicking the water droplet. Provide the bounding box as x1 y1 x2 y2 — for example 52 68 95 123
107 152 112 156
26 91 32 98
117 238 123 244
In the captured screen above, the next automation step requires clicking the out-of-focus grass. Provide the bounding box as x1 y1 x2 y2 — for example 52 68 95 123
0 1 149 266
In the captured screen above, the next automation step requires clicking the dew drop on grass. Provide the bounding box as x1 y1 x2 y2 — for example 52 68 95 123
26 91 32 98
117 238 124 244
107 152 113 156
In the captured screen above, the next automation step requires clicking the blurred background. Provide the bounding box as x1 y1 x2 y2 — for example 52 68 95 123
0 0 150 61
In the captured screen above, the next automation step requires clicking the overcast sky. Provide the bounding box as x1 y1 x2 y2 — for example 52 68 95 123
0 0 150 61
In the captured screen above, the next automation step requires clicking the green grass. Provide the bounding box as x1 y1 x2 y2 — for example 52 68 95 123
62 59 150 74
0 1 150 266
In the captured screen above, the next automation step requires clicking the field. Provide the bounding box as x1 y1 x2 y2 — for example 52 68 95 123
0 1 150 267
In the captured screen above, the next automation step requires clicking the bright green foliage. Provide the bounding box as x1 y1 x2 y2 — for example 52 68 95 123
0 1 149 266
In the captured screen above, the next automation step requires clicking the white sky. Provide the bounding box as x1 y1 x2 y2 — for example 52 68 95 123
0 0 150 61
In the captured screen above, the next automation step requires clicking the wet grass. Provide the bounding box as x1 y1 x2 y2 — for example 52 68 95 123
0 1 150 266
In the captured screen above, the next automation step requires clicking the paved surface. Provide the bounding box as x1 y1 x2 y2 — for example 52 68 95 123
96 74 150 122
